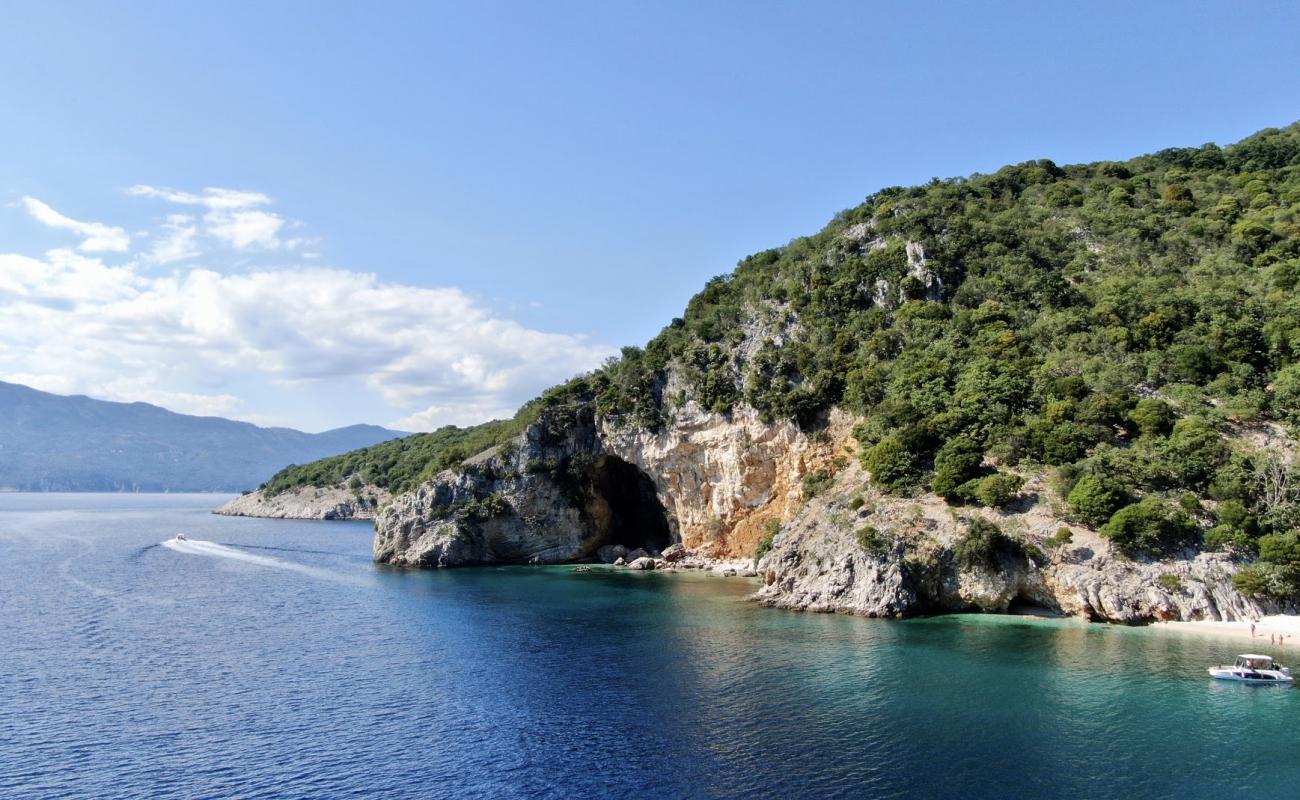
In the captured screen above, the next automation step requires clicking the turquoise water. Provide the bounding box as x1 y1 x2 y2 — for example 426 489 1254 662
2 494 1297 799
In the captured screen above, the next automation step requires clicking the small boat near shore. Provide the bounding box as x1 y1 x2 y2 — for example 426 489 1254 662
1208 655 1293 684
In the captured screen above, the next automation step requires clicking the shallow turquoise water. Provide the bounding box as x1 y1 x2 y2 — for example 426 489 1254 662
1 494 1297 799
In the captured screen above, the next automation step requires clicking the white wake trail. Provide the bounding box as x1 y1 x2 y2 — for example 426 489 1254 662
162 538 357 584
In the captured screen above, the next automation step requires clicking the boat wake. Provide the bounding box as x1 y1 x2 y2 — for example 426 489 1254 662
161 537 358 584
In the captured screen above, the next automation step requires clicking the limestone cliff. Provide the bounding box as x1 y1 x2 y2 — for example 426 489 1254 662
373 395 847 566
216 483 389 520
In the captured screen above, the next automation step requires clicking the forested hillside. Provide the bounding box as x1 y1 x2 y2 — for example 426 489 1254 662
277 123 1300 596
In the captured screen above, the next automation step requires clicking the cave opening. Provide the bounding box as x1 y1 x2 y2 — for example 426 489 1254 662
589 455 673 552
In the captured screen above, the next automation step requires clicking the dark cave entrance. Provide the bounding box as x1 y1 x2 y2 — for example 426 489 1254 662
588 455 673 552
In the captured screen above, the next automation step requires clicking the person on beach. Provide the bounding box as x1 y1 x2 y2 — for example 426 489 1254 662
1251 622 1256 638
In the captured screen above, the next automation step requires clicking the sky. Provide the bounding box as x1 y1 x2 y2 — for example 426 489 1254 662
1 1 1298 432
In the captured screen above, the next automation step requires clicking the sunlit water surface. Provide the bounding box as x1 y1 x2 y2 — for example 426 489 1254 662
2 494 1297 799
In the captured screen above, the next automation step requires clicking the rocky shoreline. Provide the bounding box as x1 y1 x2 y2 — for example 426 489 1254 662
581 542 759 577
366 395 1288 626
215 484 389 521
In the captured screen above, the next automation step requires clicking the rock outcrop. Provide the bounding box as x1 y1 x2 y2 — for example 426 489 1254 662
752 463 1280 624
216 484 389 520
373 394 849 567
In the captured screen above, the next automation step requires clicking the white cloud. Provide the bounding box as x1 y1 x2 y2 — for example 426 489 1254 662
125 185 271 209
126 185 289 251
144 214 201 264
0 249 614 431
22 197 130 253
205 209 285 249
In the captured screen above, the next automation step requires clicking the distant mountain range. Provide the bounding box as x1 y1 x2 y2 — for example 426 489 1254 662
0 381 406 492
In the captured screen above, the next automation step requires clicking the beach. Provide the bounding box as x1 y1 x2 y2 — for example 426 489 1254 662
1151 614 1300 648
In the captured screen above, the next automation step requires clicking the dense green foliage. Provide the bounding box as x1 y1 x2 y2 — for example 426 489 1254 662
1234 531 1300 599
582 125 1300 557
952 518 1021 569
260 408 541 496
1067 475 1130 527
971 473 1025 509
1099 497 1197 555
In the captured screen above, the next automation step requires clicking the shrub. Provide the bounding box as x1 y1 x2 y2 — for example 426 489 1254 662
848 496 865 511
1233 562 1294 599
1037 420 1097 465
863 437 920 492
1100 498 1196 555
802 469 833 499
1258 531 1300 570
1159 418 1228 489
932 437 985 500
1044 526 1074 549
952 518 1018 569
1157 573 1184 590
1216 499 1258 535
1130 399 1175 437
973 473 1024 508
1067 474 1130 527
754 519 782 563
1273 364 1300 424
1204 524 1255 553
856 525 891 555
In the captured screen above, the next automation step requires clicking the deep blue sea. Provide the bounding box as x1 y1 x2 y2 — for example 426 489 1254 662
2 494 1298 799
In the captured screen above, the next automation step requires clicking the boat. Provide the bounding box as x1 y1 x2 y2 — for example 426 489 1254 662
174 533 187 541
1208 654 1294 684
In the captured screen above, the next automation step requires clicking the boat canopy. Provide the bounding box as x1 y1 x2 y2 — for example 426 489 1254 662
1236 655 1278 668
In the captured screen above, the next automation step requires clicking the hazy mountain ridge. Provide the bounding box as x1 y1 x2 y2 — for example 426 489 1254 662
0 381 404 492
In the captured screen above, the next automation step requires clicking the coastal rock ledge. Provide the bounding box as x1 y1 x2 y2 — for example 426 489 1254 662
216 484 389 521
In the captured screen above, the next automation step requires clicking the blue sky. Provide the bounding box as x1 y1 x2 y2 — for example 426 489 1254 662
1 1 1298 431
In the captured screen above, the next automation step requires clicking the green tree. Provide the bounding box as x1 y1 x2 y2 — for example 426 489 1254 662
932 437 985 500
863 437 919 492
1067 474 1129 527
1100 498 1195 555
973 473 1025 508
1130 399 1175 437
1275 364 1300 424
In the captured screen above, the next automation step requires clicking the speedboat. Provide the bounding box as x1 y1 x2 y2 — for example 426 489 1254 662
174 533 187 541
1208 654 1293 684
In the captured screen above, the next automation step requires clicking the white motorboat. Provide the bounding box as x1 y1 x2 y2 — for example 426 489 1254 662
174 533 187 541
1208 654 1293 684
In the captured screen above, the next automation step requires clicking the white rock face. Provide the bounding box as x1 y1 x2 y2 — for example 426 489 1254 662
752 462 1278 624
215 484 389 520
600 404 854 557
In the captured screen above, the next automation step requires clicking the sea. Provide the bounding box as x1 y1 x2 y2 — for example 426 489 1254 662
2 493 1297 799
